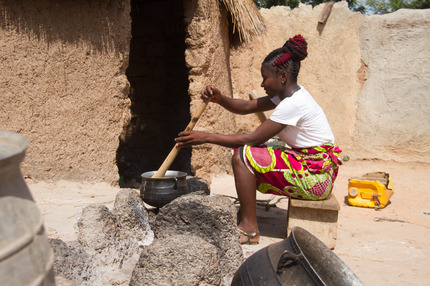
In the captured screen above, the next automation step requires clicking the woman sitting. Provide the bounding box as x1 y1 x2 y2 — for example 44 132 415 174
175 35 342 245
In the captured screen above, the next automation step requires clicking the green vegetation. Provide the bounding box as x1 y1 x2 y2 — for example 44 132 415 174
253 0 430 14
253 0 365 12
365 0 430 14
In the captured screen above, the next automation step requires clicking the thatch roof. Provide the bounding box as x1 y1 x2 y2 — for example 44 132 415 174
220 0 266 42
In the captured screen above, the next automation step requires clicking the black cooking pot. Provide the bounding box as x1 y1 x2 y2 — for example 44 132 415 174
140 170 189 208
231 226 363 286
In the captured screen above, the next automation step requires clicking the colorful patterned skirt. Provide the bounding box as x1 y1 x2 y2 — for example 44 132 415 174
239 144 342 200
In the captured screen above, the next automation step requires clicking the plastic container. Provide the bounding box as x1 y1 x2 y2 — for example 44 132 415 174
348 172 394 209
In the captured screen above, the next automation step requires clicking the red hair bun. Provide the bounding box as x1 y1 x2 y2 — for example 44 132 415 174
275 34 308 68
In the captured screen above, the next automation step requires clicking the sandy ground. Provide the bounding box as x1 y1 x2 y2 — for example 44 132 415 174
29 159 430 285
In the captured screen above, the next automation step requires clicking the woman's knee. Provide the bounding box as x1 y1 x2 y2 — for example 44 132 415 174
232 147 245 168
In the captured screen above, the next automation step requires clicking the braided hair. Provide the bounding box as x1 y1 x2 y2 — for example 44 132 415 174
262 35 308 81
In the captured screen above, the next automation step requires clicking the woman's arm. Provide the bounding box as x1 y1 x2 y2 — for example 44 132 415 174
175 119 285 149
202 85 276 115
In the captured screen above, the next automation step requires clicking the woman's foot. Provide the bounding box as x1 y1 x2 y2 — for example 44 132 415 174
238 228 260 245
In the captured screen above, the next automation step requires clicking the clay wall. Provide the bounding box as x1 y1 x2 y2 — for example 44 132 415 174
1 0 429 183
0 0 131 182
356 9 430 162
184 0 237 179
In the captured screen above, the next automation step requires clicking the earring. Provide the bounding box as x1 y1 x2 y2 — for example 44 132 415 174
281 80 285 85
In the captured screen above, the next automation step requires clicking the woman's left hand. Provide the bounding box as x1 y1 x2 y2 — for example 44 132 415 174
175 131 208 147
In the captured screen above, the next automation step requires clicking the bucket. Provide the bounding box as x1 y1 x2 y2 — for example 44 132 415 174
0 131 55 285
231 226 363 286
140 170 189 208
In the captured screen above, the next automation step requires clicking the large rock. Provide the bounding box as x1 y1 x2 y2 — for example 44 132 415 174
49 238 102 286
77 204 121 266
152 194 244 284
130 235 222 286
187 175 211 195
112 188 154 249
76 189 154 284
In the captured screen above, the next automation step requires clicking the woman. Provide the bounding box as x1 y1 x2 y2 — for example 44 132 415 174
175 35 342 245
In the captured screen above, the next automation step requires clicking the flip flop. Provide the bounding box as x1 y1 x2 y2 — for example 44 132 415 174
238 228 260 245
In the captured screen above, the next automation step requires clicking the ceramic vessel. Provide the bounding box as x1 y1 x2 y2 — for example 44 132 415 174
0 131 55 285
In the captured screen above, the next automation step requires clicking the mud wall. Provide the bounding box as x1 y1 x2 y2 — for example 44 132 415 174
1 0 429 183
0 0 235 183
0 0 131 182
229 2 430 166
356 9 430 162
184 0 236 179
230 2 364 154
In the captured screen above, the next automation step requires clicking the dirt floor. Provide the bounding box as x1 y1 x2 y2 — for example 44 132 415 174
29 159 430 285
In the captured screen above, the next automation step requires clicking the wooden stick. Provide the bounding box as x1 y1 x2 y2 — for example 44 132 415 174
319 2 334 24
152 100 209 178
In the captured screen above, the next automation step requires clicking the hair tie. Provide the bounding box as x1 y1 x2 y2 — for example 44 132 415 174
274 53 291 69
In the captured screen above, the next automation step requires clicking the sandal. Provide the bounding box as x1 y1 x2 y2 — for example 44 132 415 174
238 228 260 245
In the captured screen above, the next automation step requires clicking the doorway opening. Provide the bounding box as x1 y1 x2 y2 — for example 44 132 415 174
117 0 191 186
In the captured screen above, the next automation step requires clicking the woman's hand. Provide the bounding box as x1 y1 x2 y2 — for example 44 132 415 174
201 85 222 103
175 131 209 147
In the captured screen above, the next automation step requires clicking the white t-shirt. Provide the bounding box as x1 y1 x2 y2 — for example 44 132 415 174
270 86 335 148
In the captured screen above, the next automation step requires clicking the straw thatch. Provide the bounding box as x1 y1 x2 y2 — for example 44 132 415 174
219 0 266 42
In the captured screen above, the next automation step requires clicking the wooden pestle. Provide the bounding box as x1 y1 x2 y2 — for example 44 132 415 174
152 100 209 178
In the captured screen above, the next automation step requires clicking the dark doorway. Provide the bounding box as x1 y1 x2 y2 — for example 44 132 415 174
116 0 191 185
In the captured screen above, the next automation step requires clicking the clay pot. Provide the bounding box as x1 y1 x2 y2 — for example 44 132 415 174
0 131 55 285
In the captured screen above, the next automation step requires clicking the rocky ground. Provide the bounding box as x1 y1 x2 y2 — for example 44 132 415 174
29 159 430 285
